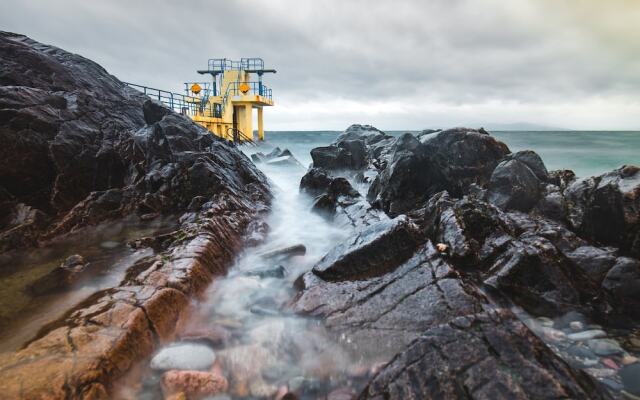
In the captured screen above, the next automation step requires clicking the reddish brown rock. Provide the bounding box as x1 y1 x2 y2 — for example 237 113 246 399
161 369 228 398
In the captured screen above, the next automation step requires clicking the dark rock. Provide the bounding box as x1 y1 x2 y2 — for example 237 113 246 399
486 158 542 212
368 128 510 215
620 362 640 395
602 257 640 316
312 216 421 281
509 150 549 181
0 31 270 250
534 184 567 221
549 169 577 189
310 145 359 171
336 124 388 145
565 246 617 283
311 177 360 217
300 167 333 197
359 310 610 400
142 99 170 125
243 265 286 279
296 242 487 352
252 147 302 167
564 165 640 257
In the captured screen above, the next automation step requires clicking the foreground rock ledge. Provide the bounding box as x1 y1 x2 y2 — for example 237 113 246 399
0 32 271 398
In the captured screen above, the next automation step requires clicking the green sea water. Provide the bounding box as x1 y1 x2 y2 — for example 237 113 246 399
263 130 640 178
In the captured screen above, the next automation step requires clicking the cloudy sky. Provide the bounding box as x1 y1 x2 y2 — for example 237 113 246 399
1 0 639 130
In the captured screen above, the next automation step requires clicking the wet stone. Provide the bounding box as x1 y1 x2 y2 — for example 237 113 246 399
243 265 286 279
621 363 640 395
567 329 607 341
150 343 216 371
588 339 625 356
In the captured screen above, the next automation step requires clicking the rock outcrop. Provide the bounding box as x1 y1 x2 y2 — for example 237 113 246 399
294 124 640 398
0 32 271 398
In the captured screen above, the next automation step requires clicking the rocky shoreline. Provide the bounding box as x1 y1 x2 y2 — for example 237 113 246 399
0 30 639 400
0 32 271 398
294 125 640 399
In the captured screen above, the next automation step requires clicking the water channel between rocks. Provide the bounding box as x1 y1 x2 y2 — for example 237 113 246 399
132 143 399 399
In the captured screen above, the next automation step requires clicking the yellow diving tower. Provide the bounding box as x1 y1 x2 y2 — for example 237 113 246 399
126 58 275 143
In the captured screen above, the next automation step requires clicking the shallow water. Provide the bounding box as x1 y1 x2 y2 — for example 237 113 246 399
0 216 178 353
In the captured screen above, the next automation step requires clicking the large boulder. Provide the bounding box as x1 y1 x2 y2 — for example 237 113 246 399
564 165 640 257
486 157 542 212
368 128 510 215
312 215 421 281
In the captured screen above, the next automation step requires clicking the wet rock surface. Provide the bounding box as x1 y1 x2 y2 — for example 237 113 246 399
0 32 271 398
293 124 640 398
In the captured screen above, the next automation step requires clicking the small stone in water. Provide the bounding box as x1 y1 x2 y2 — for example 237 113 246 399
537 317 554 327
623 355 639 365
540 327 566 342
567 329 607 341
100 240 120 249
588 339 625 356
570 321 584 331
600 378 624 391
602 358 620 369
150 343 216 371
436 243 448 253
584 368 617 378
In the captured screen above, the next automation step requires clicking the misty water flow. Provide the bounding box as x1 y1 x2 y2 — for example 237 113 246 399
138 147 394 398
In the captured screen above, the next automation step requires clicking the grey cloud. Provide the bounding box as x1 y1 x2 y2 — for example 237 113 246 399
0 0 638 129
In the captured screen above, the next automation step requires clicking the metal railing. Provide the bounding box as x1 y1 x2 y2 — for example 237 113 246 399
206 58 266 72
124 82 221 118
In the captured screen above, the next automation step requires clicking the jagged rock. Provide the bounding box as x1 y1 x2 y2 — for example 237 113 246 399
564 165 640 257
565 246 618 283
486 158 542 212
0 32 271 399
336 124 388 145
252 147 302 167
312 216 421 281
296 242 487 353
359 309 610 400
509 150 550 181
0 203 49 253
368 128 510 215
602 257 640 317
311 177 360 216
534 183 567 221
299 167 333 197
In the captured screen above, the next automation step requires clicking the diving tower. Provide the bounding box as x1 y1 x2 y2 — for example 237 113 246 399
126 58 276 142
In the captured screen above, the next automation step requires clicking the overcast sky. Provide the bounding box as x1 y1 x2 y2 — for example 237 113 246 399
1 0 639 130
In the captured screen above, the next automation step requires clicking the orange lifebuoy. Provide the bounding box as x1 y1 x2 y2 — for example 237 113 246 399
191 83 202 94
239 83 250 94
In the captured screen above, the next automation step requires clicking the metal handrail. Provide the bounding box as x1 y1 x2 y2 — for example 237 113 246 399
226 127 255 145
124 82 221 118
